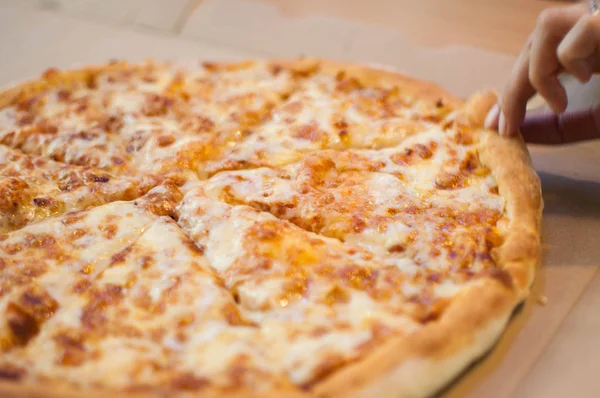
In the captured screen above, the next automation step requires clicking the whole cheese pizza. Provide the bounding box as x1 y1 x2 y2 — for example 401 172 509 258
0 58 542 398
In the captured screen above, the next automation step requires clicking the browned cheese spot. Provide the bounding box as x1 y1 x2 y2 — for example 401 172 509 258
170 372 210 391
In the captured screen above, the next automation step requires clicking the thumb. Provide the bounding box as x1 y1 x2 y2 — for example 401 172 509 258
519 105 600 144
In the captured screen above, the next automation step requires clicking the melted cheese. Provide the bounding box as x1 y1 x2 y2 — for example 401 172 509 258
0 145 158 233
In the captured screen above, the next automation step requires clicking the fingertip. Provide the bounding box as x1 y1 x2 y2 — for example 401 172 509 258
579 73 592 84
550 97 568 115
484 103 501 129
572 59 593 83
545 83 568 116
498 111 508 136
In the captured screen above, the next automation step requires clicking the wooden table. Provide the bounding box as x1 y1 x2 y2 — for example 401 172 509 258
0 1 598 396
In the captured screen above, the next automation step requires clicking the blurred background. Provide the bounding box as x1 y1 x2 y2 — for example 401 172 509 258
0 0 573 97
0 0 567 53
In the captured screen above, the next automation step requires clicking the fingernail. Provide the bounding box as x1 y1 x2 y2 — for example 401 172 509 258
498 111 507 136
572 60 593 83
484 104 500 129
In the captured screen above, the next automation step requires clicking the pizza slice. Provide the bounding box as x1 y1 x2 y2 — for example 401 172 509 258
0 145 160 233
204 59 462 175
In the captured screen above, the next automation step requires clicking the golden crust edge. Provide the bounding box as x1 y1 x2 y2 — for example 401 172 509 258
0 381 309 398
479 130 543 294
314 280 518 398
0 63 121 108
0 62 541 398
469 91 543 294
449 88 542 294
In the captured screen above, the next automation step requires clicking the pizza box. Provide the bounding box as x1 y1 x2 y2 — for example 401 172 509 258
0 1 599 396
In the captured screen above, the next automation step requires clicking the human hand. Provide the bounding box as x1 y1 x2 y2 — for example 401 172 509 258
485 1 600 141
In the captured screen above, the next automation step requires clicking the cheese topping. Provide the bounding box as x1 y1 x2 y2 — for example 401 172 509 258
0 146 158 233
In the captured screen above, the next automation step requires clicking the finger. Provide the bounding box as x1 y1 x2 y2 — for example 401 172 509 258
558 14 600 82
498 36 536 136
520 105 600 144
519 112 561 144
558 105 600 142
528 6 585 114
498 4 587 137
486 33 535 131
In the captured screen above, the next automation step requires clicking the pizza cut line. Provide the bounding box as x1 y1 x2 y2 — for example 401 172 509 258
0 58 542 398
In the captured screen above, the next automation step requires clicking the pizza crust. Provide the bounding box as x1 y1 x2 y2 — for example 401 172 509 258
0 381 309 398
461 89 543 293
478 131 543 293
0 64 113 108
0 59 543 398
316 279 517 398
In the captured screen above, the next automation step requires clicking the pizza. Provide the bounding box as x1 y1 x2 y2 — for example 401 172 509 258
0 58 542 398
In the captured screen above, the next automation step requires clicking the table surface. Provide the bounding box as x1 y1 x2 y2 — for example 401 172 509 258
0 1 599 397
